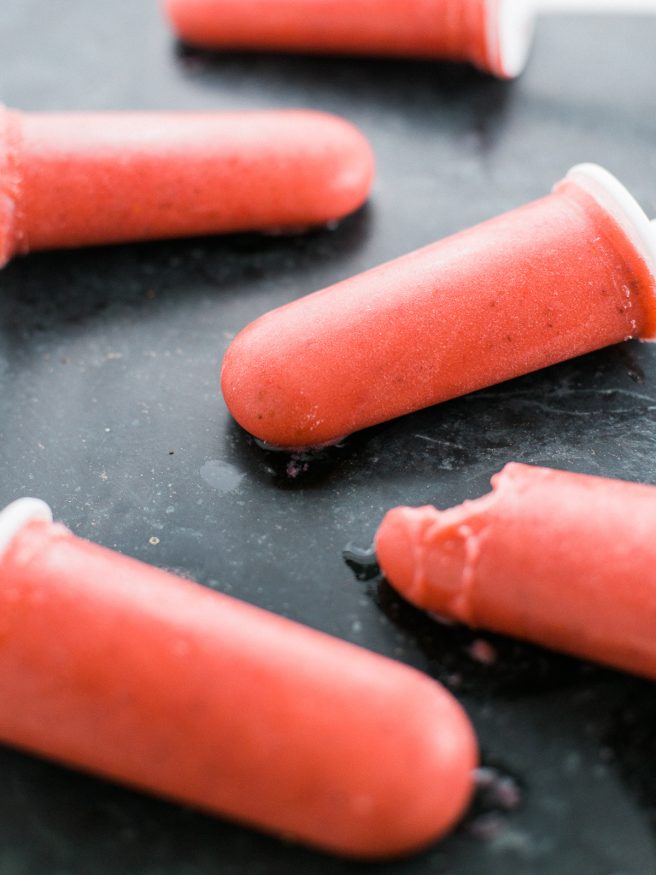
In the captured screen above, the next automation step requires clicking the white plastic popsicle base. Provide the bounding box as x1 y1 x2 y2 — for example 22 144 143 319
537 0 656 14
0 498 53 562
488 0 537 78
567 164 656 285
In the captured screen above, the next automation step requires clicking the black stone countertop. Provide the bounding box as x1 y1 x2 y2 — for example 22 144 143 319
1 3 656 874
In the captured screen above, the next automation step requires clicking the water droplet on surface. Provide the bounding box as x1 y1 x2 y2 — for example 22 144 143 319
200 460 245 494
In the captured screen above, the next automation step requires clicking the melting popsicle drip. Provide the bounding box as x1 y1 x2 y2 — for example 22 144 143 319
342 545 380 582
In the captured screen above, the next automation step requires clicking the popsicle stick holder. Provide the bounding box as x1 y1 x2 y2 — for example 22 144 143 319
0 499 53 561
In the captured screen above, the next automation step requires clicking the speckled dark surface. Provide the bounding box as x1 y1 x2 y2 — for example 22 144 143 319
2 3 656 874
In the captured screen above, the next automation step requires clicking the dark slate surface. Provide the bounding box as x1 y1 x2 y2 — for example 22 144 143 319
2 3 656 874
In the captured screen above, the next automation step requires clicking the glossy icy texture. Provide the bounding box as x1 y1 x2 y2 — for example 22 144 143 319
0 518 476 859
377 463 656 679
0 108 374 265
165 0 503 74
222 180 656 448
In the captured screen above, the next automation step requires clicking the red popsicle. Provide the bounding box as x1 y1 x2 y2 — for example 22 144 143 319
221 164 656 449
164 0 536 78
376 463 656 680
0 498 477 859
0 108 374 267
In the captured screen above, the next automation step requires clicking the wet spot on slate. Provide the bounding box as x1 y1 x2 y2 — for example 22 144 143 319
200 460 245 494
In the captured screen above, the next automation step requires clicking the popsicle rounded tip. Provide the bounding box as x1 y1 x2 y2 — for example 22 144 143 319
220 313 344 449
297 111 375 226
375 506 425 599
0 498 53 560
488 0 538 78
361 686 478 859
163 0 203 43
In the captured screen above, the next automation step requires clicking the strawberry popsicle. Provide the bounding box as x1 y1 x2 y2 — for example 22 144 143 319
165 0 656 79
0 498 476 860
376 463 656 680
164 0 536 78
0 108 374 267
222 164 656 449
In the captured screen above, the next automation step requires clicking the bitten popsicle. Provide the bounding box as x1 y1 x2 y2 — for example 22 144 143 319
376 463 656 680
0 498 476 860
0 108 374 267
222 164 656 449
164 0 656 80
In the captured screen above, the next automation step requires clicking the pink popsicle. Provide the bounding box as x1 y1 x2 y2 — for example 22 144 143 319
0 108 374 266
164 0 536 78
222 164 656 449
0 498 476 860
376 463 656 680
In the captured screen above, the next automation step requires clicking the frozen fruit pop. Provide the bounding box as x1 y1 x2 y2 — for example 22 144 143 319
222 164 656 449
0 498 476 860
376 463 656 680
164 0 656 79
0 108 374 267
165 0 531 77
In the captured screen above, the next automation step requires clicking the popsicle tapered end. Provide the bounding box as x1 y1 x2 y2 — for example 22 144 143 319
301 112 375 226
0 498 53 561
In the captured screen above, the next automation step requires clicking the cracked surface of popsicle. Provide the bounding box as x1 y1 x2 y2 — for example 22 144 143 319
376 463 656 680
0 108 374 266
0 499 476 860
221 164 656 449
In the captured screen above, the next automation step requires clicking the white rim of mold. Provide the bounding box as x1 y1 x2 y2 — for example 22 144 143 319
488 0 537 79
0 498 53 562
566 163 656 285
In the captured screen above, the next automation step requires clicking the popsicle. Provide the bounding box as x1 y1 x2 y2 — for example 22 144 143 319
376 463 656 680
0 108 374 267
0 498 477 859
164 0 656 80
221 163 656 449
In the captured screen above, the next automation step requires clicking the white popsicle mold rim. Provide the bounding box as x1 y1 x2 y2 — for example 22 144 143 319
567 163 656 285
489 0 656 79
490 0 538 78
0 498 53 562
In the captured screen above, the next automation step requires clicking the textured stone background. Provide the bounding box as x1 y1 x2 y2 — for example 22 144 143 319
1 3 656 873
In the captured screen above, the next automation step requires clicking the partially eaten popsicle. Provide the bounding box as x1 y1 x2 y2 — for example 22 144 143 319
376 463 656 680
164 0 656 79
0 498 476 859
222 164 656 449
0 108 374 267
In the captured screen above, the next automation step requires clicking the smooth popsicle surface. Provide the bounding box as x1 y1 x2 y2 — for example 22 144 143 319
164 0 506 74
0 108 374 266
0 508 476 860
222 170 656 449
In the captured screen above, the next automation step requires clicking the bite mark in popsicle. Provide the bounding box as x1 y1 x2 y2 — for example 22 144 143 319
0 108 374 266
0 498 477 860
376 463 656 680
221 164 656 449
